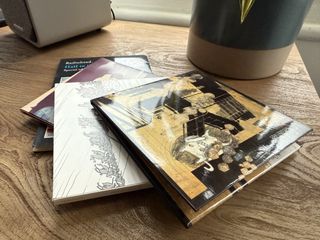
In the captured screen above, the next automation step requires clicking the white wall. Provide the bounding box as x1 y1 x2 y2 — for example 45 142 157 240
112 0 193 26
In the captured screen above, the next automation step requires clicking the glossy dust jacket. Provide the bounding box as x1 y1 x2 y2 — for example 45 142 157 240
91 71 311 226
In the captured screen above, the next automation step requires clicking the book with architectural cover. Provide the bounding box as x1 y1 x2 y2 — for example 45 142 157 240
21 57 155 127
91 70 311 227
33 55 153 152
53 76 163 204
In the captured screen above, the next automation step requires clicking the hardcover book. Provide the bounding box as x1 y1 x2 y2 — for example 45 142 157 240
21 57 155 127
32 55 153 152
91 71 311 227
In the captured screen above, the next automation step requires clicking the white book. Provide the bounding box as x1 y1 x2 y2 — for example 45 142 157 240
53 77 162 204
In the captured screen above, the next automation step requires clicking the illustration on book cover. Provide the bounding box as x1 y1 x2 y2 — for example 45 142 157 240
93 71 311 210
53 78 161 204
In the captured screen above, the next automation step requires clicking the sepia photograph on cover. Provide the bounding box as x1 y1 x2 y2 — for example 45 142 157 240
92 71 311 210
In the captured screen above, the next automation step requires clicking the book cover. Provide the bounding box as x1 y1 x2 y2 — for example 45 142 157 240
21 57 155 127
88 115 300 227
33 55 152 152
91 71 311 223
53 77 163 204
54 55 152 83
32 125 53 152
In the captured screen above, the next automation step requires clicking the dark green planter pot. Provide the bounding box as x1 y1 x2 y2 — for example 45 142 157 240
187 0 313 79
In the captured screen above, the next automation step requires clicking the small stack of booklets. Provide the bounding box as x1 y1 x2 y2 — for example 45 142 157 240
21 56 311 228
21 55 158 204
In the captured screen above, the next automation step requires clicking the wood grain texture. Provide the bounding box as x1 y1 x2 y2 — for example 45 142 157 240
0 20 320 240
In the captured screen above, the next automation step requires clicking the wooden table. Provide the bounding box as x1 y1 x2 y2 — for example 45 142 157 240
1 20 320 240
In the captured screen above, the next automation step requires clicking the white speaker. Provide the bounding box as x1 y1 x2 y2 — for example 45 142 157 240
0 0 112 47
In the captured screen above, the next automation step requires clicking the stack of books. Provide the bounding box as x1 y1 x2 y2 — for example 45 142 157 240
20 56 311 227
